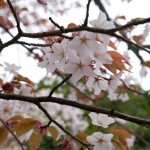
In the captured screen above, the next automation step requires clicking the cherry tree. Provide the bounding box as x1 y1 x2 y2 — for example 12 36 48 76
0 0 150 149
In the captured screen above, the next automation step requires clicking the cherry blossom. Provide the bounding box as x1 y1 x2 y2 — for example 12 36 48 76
118 93 129 102
86 76 108 95
109 72 123 90
141 24 150 42
89 11 115 45
68 31 100 57
4 62 21 75
89 112 115 128
89 43 113 68
126 135 135 148
64 55 93 83
38 53 57 73
87 132 113 150
19 84 33 96
49 39 68 71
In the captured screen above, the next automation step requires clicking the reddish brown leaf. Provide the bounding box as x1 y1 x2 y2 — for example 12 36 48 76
29 130 43 150
0 126 9 145
110 128 132 139
133 35 142 45
75 133 89 150
143 61 150 68
7 115 24 127
13 74 34 86
48 126 59 141
104 63 117 74
0 0 6 7
67 23 77 28
8 115 24 122
112 138 124 150
109 40 117 50
113 59 129 71
116 16 126 20
107 51 128 61
110 128 132 150
13 118 37 136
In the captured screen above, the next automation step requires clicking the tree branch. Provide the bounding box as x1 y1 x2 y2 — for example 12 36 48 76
7 0 22 33
83 0 92 26
49 74 72 97
0 93 150 128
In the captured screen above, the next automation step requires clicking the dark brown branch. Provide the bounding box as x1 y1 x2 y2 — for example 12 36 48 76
49 17 64 32
1 17 150 53
121 79 149 97
16 41 53 47
0 118 25 150
7 0 22 33
49 74 72 97
111 17 150 33
0 33 21 52
0 93 150 128
112 33 150 54
83 0 92 26
35 102 91 150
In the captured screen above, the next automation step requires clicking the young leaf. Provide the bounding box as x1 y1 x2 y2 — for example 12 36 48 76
29 130 43 150
67 23 77 28
107 51 128 61
108 40 117 50
75 133 89 150
13 118 37 136
110 128 132 150
0 126 9 145
7 115 25 128
8 115 24 122
110 128 132 139
0 0 6 7
143 61 150 68
48 126 59 141
13 74 34 86
111 138 124 150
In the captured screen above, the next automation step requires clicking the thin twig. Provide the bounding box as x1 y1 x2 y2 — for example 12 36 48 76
49 17 64 32
59 73 95 102
121 79 149 97
112 33 150 54
16 41 53 47
83 0 92 26
35 102 91 150
7 0 22 33
0 118 25 150
49 74 72 97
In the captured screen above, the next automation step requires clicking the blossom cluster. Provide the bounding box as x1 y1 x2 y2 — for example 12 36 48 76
86 112 115 150
38 11 124 98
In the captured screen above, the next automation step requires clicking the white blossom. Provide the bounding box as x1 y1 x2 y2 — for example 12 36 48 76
38 53 57 73
89 11 115 45
64 55 93 83
89 43 113 68
89 112 115 128
87 132 113 150
86 77 108 95
4 62 21 75
68 31 100 58
109 72 122 90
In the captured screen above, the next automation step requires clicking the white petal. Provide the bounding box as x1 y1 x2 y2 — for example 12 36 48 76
86 77 95 88
86 135 98 145
103 134 113 142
